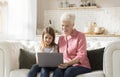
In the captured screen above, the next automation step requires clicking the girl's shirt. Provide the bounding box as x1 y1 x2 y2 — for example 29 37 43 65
42 45 58 53
35 45 58 53
35 45 58 63
44 47 53 53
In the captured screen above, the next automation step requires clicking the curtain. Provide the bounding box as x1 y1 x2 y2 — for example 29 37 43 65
0 1 8 34
6 0 36 40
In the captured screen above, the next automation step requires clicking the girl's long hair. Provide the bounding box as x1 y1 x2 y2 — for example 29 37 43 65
40 26 56 51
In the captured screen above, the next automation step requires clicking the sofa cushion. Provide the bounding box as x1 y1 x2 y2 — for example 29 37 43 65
10 69 30 77
19 49 36 69
87 47 105 71
10 69 104 77
10 69 53 77
19 48 105 71
77 71 104 77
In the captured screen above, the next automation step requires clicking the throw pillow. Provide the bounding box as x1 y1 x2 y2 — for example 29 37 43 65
87 47 105 71
19 47 105 70
19 48 36 69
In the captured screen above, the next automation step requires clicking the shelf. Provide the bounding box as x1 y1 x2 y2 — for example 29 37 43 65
58 6 98 10
37 34 120 37
85 34 120 37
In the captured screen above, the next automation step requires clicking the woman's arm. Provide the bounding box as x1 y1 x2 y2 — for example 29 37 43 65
58 58 80 69
66 57 80 66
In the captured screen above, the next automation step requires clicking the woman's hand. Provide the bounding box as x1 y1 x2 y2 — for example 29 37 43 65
58 63 69 69
58 58 80 69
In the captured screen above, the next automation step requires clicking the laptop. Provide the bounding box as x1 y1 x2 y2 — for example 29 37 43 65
37 53 63 67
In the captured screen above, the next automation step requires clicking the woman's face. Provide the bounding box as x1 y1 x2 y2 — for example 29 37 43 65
44 33 53 46
61 20 74 36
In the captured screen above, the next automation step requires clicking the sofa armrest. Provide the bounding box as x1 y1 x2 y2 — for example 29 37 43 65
0 42 24 77
103 41 120 77
0 42 16 77
0 48 4 77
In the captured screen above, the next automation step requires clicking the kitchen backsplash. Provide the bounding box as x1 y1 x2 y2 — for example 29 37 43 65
44 7 120 35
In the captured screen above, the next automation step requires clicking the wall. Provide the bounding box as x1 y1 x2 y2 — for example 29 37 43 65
0 12 2 33
37 0 50 34
0 0 8 34
39 0 120 9
43 7 120 35
96 0 120 7
37 0 120 35
37 0 48 29
96 7 120 34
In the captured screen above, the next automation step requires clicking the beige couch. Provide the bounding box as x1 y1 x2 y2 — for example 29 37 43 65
0 41 120 77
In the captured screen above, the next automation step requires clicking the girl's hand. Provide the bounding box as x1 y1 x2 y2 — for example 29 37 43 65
58 63 69 69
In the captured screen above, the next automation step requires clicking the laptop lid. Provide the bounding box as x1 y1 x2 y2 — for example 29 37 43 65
37 53 63 67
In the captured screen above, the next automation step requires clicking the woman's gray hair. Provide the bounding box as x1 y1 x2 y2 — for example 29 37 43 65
60 13 75 25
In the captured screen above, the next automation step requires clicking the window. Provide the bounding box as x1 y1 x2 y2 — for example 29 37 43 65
2 0 37 40
0 1 8 34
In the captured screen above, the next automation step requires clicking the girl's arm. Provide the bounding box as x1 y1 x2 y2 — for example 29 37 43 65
35 45 41 64
36 53 38 64
54 45 59 53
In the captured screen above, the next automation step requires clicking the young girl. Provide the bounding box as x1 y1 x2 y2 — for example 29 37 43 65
28 26 58 77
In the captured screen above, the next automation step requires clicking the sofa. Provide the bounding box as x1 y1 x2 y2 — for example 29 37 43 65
0 40 120 77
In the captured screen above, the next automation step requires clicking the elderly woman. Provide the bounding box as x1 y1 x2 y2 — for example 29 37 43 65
53 13 91 77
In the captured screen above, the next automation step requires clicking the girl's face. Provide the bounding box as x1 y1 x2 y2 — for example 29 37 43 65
44 32 53 47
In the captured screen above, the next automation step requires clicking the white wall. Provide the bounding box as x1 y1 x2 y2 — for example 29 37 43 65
96 0 120 7
96 7 120 34
37 0 51 34
43 7 120 35
37 0 120 35
40 0 120 9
